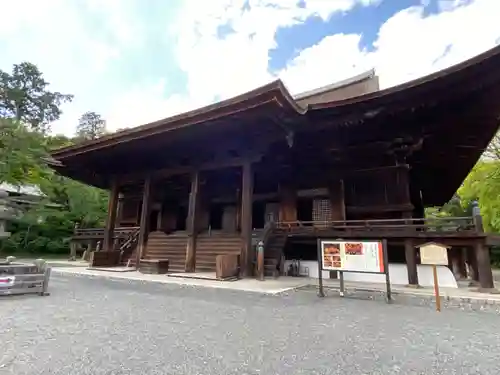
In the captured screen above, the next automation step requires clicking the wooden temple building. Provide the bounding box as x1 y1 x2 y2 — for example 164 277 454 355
50 46 500 290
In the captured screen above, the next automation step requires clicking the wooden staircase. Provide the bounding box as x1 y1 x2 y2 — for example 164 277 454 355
195 233 241 272
135 231 241 273
262 229 288 278
119 228 140 266
142 231 188 272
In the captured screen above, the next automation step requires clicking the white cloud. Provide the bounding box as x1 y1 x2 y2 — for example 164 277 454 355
104 79 198 132
2 0 499 136
0 0 125 135
171 0 500 101
279 33 373 93
103 0 381 132
84 0 144 47
91 0 500 134
372 0 500 88
0 0 149 136
171 0 381 103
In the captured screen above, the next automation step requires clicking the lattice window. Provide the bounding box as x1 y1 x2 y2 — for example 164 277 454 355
313 199 332 226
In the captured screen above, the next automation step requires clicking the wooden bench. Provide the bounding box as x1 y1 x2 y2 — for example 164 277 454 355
138 259 169 274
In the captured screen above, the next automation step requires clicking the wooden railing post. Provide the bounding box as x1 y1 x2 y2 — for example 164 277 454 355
185 171 200 272
240 161 253 277
103 180 119 252
69 223 79 261
135 176 152 267
472 201 484 233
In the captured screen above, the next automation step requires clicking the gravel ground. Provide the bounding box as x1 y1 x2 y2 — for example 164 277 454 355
1 274 500 375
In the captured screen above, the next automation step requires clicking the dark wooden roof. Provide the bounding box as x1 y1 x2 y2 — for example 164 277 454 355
51 45 500 206
51 80 303 159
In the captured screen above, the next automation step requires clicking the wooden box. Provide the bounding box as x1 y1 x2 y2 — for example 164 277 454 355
90 251 121 267
215 254 239 280
138 259 169 274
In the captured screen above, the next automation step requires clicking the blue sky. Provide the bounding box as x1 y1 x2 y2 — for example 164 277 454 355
0 0 498 135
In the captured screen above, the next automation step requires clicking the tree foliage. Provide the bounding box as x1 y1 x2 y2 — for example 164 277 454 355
458 161 500 232
76 111 106 140
484 131 500 161
0 62 108 256
0 62 73 133
0 118 49 185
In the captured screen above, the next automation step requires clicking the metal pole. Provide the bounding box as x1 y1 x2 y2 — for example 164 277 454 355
339 271 345 297
383 239 392 303
317 239 325 297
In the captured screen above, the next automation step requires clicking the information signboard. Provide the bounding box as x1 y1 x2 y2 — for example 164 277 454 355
419 242 449 266
320 240 385 273
317 239 391 303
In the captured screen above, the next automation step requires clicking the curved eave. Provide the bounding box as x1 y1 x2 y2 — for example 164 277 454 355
309 44 500 112
51 80 304 160
52 44 500 161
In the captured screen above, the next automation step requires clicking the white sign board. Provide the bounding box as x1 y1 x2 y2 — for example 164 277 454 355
320 240 385 273
419 243 449 265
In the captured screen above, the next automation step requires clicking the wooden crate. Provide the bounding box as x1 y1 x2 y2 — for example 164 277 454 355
215 254 239 280
90 251 121 267
138 259 169 274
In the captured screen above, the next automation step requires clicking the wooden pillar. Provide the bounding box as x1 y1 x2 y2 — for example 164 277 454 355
135 176 152 266
405 238 419 286
476 241 494 289
467 247 479 283
235 188 241 231
327 180 345 279
116 193 124 227
240 162 253 277
103 180 119 252
449 248 461 280
458 247 468 279
470 201 493 289
185 171 200 272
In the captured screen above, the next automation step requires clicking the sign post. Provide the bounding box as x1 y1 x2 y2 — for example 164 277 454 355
317 239 391 303
417 242 450 312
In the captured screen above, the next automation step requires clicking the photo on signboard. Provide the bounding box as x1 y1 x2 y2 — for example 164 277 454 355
323 243 341 269
345 242 363 255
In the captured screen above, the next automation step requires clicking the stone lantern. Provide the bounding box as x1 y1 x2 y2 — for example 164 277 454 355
0 189 12 240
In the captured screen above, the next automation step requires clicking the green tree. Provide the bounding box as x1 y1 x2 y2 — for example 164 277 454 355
459 161 500 232
484 131 500 161
0 119 49 185
76 111 106 140
0 62 73 133
0 63 109 256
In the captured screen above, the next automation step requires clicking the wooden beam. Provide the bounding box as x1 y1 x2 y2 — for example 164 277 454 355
103 179 119 251
185 171 200 272
135 176 152 266
240 162 253 277
118 154 263 185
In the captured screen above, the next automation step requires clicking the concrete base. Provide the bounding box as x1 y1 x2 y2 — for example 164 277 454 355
406 284 421 289
283 261 459 288
87 266 136 273
476 287 500 294
168 272 239 281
